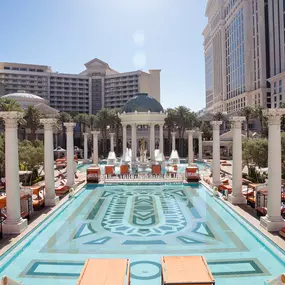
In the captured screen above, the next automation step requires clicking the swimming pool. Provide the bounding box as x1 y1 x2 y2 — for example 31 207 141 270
0 183 284 284
77 161 209 174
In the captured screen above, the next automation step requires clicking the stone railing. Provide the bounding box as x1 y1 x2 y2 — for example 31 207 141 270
102 173 185 184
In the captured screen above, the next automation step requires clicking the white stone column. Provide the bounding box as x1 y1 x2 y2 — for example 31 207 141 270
0 112 27 234
186 130 194 165
91 131 100 165
64 122 76 186
171 132 176 151
41 118 59 207
211 121 222 186
122 124 127 157
83 133 89 163
150 124 155 161
131 123 137 163
198 132 203 161
109 133 115 152
159 124 164 155
260 109 285 231
229 117 246 205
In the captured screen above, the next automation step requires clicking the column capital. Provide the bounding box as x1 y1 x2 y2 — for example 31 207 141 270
64 122 76 131
91 131 100 136
186 129 195 136
109 133 115 137
211 121 222 130
83 132 89 137
231 116 245 129
198 131 203 136
171 132 176 136
0 111 23 128
40 118 57 130
263 109 285 125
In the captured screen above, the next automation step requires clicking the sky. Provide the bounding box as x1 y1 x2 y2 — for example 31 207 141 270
0 0 208 111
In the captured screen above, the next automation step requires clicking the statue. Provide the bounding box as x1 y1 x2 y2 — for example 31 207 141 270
139 138 147 163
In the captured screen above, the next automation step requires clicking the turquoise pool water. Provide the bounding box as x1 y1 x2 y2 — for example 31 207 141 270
77 161 209 174
0 183 284 284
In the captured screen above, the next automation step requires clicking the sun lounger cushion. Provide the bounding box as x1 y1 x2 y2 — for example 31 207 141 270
161 256 215 285
77 259 130 285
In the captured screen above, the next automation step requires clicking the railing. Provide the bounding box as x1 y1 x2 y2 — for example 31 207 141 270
102 173 185 184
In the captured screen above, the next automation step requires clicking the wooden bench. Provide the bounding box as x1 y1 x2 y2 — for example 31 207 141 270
77 258 130 285
161 256 215 285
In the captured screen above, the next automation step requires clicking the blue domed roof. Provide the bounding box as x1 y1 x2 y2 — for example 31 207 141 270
121 93 164 113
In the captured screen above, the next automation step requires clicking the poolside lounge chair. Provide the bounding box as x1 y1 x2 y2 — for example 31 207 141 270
161 256 215 285
77 258 130 285
1 275 22 285
265 273 285 284
55 178 70 196
279 228 285 239
32 186 45 210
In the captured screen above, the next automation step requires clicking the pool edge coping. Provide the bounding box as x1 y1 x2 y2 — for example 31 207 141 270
200 180 285 259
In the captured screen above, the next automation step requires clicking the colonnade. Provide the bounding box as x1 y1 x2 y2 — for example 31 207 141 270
121 123 165 162
210 111 285 231
0 111 101 234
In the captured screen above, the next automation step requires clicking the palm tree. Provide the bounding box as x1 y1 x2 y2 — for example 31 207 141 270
57 112 72 147
165 108 176 155
96 108 113 156
173 106 191 156
24 105 41 141
109 109 122 155
239 106 255 138
88 114 97 130
75 113 90 147
0 98 22 112
212 111 228 133
254 106 265 137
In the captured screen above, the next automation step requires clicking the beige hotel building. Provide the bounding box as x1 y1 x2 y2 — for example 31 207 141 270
0 58 161 114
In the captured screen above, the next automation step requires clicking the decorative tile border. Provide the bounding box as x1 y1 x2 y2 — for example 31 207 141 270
19 258 270 280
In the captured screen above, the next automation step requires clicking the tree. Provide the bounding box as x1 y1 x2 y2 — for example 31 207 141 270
0 98 22 112
254 106 265 137
18 140 44 185
88 114 97 130
199 120 212 140
75 113 90 147
109 109 122 155
57 112 72 147
95 108 113 156
24 105 41 141
239 106 255 138
173 106 191 157
165 108 176 155
212 111 228 133
242 138 268 169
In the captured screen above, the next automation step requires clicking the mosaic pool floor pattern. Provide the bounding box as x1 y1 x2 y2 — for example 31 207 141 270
0 184 284 285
